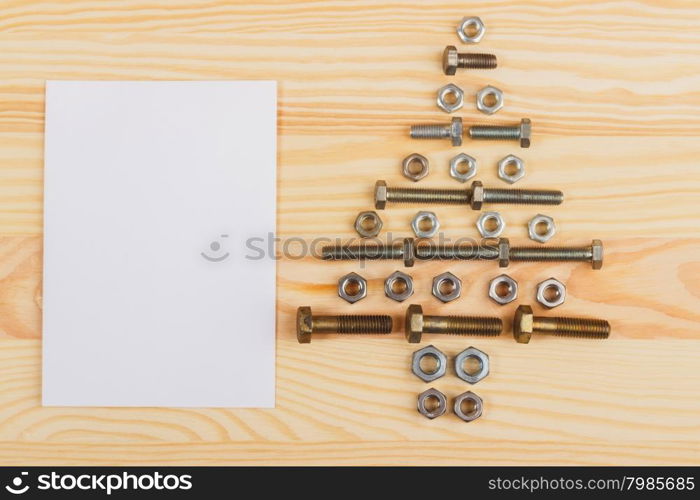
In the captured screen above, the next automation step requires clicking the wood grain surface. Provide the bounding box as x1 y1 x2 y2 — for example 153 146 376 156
1 0 699 465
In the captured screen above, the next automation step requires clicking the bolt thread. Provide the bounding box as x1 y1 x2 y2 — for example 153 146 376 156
509 246 592 262
333 315 394 334
415 244 498 260
424 315 502 336
469 125 520 140
533 317 610 339
321 244 403 260
458 53 497 69
386 187 469 205
483 188 564 205
410 124 452 139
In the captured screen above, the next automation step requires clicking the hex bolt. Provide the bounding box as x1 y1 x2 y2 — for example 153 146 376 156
410 117 463 146
469 118 532 148
374 180 563 210
443 45 497 75
513 304 610 344
501 238 604 270
296 306 393 344
405 304 502 343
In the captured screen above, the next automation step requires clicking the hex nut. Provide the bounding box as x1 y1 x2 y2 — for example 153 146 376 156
450 153 477 183
437 83 464 113
453 391 483 422
418 388 447 419
442 45 460 76
412 345 447 382
513 304 534 344
498 238 510 267
450 117 464 147
536 278 566 309
488 274 518 305
454 347 490 384
520 118 532 148
477 211 506 238
476 85 504 115
402 153 429 182
411 211 440 238
457 16 486 44
337 272 367 304
432 272 462 303
497 154 525 184
374 180 388 210
385 270 414 302
354 210 383 238
528 214 556 243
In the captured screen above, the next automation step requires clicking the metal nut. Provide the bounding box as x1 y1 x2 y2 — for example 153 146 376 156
449 153 477 183
454 347 489 384
337 272 367 303
528 214 556 243
456 16 486 44
411 211 440 238
402 153 429 182
476 85 503 115
354 210 383 238
536 278 566 308
417 388 447 419
412 345 447 382
432 272 462 303
437 83 464 113
476 211 505 238
497 154 525 184
453 391 483 422
385 270 414 302
488 274 518 305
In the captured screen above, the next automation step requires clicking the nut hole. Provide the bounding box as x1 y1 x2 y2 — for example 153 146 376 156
482 92 498 107
343 279 362 297
359 214 377 232
442 90 458 105
459 397 479 417
495 281 512 298
535 220 550 236
418 216 434 232
455 159 471 175
407 158 426 176
423 394 442 413
543 284 561 302
461 356 483 376
438 278 455 296
504 161 519 176
484 216 500 232
462 21 480 38
390 277 408 295
419 354 440 375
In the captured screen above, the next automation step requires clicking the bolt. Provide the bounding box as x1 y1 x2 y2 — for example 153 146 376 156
405 304 502 343
409 117 463 146
443 45 497 75
500 238 603 270
374 180 563 210
469 118 532 148
513 304 610 344
296 306 393 344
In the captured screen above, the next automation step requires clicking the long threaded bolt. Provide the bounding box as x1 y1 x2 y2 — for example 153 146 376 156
410 117 464 146
502 238 604 269
513 305 610 344
469 118 532 148
405 304 502 343
375 180 563 210
443 45 497 75
297 306 393 343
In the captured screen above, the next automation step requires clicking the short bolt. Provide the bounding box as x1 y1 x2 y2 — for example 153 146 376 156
500 238 604 270
513 304 611 344
405 304 502 343
410 117 463 146
297 306 393 344
469 118 532 148
443 45 497 75
374 180 563 210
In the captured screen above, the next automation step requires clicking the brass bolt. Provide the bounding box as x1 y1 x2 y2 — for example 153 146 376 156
443 45 497 75
513 305 611 344
296 306 393 343
405 304 502 343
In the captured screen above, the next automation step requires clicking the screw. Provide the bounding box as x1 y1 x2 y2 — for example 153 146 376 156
296 306 393 343
374 180 563 210
469 118 532 148
513 304 610 344
410 117 463 146
405 304 502 343
500 238 604 270
443 45 497 75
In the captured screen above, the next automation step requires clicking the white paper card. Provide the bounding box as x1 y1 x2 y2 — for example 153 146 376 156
43 81 276 407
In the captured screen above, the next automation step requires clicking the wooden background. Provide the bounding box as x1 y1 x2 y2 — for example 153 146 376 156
1 0 699 465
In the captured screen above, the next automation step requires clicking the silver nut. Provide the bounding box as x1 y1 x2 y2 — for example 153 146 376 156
432 272 462 303
476 211 505 238
470 180 484 210
488 274 518 305
453 391 483 422
476 85 504 115
402 153 429 182
497 154 525 184
449 153 477 183
337 272 367 303
417 388 447 419
412 345 447 382
437 83 464 113
354 210 383 238
411 211 440 238
536 278 566 308
450 117 463 147
457 16 486 44
454 347 490 384
385 270 414 302
528 214 556 243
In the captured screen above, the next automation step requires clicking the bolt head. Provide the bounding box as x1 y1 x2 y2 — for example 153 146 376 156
450 117 463 146
297 306 313 344
513 304 534 344
375 180 388 209
519 118 532 148
405 304 424 343
470 180 484 210
442 45 459 75
591 239 604 270
498 238 510 267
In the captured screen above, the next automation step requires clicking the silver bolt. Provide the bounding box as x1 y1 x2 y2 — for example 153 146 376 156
409 117 463 146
